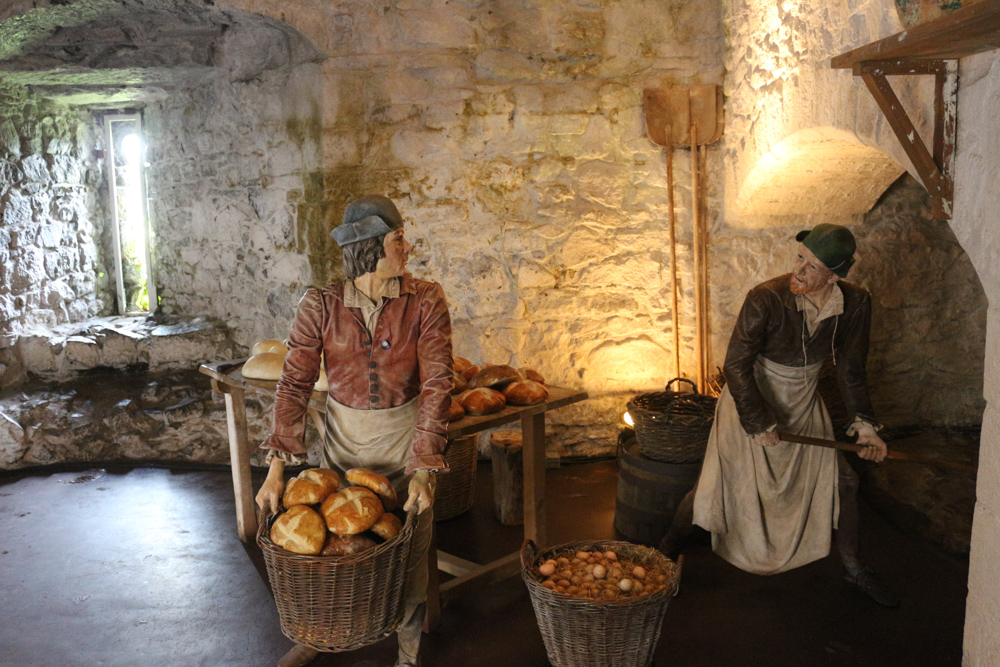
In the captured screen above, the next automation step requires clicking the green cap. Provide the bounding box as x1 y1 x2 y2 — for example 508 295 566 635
795 224 856 278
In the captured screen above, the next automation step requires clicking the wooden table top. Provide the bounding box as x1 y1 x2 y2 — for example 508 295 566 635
200 359 589 438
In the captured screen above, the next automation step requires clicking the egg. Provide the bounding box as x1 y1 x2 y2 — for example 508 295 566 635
542 580 556 590
592 564 607 579
539 562 556 576
604 551 618 562
632 566 647 580
619 578 634 592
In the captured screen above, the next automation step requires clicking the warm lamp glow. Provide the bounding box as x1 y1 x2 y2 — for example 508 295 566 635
623 411 634 427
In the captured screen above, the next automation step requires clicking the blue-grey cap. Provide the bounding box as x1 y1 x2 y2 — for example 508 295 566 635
330 195 403 247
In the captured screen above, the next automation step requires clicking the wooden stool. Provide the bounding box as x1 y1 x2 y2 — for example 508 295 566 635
490 431 524 526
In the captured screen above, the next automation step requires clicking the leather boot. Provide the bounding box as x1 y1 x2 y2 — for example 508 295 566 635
277 644 318 667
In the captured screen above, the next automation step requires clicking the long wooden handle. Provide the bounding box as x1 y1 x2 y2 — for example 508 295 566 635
777 431 977 473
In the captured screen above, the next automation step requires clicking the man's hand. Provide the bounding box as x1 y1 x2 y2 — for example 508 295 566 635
255 458 285 514
855 430 888 462
404 470 436 515
752 430 780 447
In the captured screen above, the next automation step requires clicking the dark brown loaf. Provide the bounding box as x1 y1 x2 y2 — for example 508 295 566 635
462 364 480 380
321 487 384 535
269 505 326 555
503 379 548 405
459 387 507 415
320 533 377 556
451 370 468 394
448 398 466 422
468 365 520 389
519 368 545 384
453 357 474 374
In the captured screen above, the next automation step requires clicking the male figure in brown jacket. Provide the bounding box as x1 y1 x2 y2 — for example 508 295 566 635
660 224 899 607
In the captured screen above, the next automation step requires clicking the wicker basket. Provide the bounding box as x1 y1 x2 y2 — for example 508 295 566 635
434 435 478 522
257 507 417 652
521 539 681 667
628 378 717 464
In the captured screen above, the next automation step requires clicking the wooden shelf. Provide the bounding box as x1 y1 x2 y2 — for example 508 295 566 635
832 0 1000 68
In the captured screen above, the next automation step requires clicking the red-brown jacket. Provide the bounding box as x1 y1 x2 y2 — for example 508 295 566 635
261 274 453 473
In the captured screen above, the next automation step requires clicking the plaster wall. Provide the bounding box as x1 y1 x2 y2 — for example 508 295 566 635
0 85 111 385
952 48 1000 666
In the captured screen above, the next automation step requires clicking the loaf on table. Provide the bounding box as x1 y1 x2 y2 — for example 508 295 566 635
448 398 466 422
458 387 506 415
252 339 289 356
468 365 520 389
270 505 327 555
503 379 548 406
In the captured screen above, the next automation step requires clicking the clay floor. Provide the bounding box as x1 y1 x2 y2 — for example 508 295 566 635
0 458 969 667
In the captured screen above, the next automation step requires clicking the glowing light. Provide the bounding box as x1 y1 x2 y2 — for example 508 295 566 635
623 411 634 427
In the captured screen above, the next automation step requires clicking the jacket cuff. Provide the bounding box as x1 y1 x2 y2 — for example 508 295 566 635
261 433 308 458
846 417 882 436
405 454 450 475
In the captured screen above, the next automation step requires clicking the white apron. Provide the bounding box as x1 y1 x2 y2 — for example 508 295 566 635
692 356 839 575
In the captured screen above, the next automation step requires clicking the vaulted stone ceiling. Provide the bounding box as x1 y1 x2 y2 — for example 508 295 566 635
0 0 322 108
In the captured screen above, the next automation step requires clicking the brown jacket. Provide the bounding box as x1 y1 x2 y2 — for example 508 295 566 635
261 274 453 473
724 274 878 435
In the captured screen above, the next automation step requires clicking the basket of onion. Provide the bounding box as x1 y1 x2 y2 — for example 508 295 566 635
520 539 681 667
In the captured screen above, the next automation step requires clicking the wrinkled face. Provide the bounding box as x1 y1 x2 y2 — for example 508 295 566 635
375 227 412 278
791 243 838 295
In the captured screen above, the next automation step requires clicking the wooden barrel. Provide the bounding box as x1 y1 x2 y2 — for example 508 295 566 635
614 440 701 546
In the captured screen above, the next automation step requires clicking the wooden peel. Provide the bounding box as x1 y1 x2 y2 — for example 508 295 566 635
777 431 977 473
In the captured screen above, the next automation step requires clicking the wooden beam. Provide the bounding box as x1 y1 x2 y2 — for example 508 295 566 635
832 0 1000 67
439 552 522 604
852 59 949 76
223 386 257 543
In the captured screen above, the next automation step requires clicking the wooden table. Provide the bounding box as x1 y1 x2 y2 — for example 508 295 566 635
199 358 589 627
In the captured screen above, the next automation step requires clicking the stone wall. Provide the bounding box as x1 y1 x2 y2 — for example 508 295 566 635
0 84 111 386
143 62 323 350
953 49 1000 667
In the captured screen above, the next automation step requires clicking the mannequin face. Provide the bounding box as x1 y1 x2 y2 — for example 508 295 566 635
791 243 839 295
374 228 412 278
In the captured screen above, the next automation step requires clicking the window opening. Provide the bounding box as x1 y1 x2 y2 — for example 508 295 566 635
103 113 156 315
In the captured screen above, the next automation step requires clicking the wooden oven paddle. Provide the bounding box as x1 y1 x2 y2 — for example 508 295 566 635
777 431 977 473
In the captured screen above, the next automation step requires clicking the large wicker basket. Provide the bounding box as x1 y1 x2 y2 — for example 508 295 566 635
628 378 717 464
434 435 478 522
521 539 681 667
257 507 417 652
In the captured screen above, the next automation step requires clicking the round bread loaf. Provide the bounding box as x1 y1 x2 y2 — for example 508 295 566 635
462 364 480 381
282 467 340 507
503 379 548 406
453 357 474 374
252 339 289 356
321 487 384 535
519 367 545 384
370 512 403 541
451 369 468 394
321 533 377 556
345 468 398 510
270 505 326 555
448 398 466 422
468 365 520 389
459 387 507 415
242 352 285 381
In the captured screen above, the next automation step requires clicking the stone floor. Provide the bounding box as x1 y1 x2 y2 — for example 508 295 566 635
0 458 970 667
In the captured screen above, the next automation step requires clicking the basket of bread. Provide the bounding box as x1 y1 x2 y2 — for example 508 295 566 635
521 539 680 667
257 467 417 652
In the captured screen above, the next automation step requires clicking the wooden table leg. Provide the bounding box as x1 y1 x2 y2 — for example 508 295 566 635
222 385 256 543
522 412 547 547
424 522 441 632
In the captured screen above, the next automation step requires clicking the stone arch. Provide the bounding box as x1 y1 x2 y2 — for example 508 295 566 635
730 127 905 228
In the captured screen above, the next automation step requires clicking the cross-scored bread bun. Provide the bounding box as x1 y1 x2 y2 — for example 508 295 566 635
503 379 548 406
252 339 289 356
453 357 474 374
282 467 340 507
242 352 285 380
451 369 468 394
321 533 377 556
371 512 403 541
321 487 384 535
459 387 507 415
468 365 520 389
449 398 466 422
519 367 545 384
345 468 398 510
270 505 326 555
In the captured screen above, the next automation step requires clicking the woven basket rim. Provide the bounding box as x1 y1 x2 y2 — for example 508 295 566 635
520 539 680 607
257 505 417 562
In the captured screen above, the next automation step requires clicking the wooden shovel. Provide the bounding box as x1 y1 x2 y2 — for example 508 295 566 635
777 431 977 473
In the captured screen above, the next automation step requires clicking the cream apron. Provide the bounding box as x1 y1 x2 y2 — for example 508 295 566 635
692 356 839 575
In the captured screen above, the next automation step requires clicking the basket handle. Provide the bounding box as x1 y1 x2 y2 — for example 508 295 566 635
666 377 698 395
520 538 539 570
